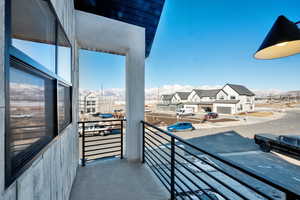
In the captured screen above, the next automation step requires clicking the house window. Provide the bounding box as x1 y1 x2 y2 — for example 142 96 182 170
230 96 236 100
6 0 72 186
219 95 225 100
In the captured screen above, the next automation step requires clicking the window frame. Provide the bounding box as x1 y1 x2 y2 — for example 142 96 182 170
5 0 73 187
57 81 72 133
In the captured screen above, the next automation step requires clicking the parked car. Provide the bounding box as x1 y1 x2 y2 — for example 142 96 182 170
204 112 218 120
176 108 194 116
254 134 300 158
167 122 195 132
98 113 114 118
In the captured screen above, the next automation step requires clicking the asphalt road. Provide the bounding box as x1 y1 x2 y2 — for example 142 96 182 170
173 110 300 197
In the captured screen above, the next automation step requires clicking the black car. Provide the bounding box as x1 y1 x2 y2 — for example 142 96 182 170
254 134 300 158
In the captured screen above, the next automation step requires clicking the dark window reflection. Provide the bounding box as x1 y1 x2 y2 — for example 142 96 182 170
9 58 55 175
11 0 56 72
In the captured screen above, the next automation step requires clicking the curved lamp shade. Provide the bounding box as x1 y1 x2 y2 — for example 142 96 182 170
254 15 300 59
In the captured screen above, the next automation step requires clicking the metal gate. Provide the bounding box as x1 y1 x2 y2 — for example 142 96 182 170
78 119 125 166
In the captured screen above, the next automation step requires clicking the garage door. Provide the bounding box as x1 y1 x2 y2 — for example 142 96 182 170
217 106 232 114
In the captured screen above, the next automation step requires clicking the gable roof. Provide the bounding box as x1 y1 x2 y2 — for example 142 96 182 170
175 92 190 100
161 94 173 101
193 89 220 98
226 84 255 96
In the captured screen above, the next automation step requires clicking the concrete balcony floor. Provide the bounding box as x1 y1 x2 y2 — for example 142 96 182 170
69 159 169 200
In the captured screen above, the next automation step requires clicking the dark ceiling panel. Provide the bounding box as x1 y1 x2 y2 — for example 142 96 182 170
74 0 165 57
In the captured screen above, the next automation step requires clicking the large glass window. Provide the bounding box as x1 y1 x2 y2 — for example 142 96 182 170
6 0 72 186
11 0 56 72
8 57 56 180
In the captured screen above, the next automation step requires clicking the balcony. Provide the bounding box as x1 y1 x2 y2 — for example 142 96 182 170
69 159 168 200
70 120 300 200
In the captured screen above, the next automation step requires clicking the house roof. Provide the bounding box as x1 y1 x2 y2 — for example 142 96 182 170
175 92 190 100
74 0 165 57
214 100 240 104
193 89 221 98
226 84 255 96
161 94 173 101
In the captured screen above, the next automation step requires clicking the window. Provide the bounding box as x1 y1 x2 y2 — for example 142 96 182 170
57 25 72 83
6 0 72 186
230 96 236 100
11 0 56 73
58 84 72 132
7 57 56 182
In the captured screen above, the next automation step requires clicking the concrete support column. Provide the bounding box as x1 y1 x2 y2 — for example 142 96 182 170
125 35 145 161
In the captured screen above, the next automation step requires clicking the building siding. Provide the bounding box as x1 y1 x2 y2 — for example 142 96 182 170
0 1 78 200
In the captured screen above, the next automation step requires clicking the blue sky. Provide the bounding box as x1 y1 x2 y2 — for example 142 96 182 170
80 0 300 91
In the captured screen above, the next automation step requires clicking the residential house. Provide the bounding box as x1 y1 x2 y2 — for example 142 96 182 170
160 84 255 114
213 84 255 114
171 92 190 103
160 94 174 104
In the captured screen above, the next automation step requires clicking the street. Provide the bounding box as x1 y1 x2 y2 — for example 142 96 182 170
172 110 300 196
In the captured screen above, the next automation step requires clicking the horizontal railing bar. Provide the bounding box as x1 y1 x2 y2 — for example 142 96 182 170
86 154 120 161
84 135 121 140
79 119 125 123
144 144 200 200
144 133 172 151
84 139 120 145
144 152 171 182
144 159 171 193
144 153 188 200
84 141 120 148
142 121 298 197
145 127 171 142
85 145 121 153
144 141 171 165
174 156 234 200
174 145 271 200
85 150 121 157
173 163 216 200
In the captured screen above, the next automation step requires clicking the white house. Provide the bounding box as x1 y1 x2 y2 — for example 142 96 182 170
160 84 255 114
213 84 255 114
171 92 190 103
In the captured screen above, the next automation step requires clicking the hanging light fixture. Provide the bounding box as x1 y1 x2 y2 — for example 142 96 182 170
254 15 300 59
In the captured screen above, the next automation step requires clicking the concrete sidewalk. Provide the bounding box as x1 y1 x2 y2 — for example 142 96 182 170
69 159 168 200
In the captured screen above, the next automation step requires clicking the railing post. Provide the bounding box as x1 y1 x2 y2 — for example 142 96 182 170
170 137 175 200
142 122 145 163
120 120 124 159
81 122 86 166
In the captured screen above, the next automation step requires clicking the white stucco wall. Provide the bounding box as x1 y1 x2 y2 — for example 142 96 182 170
76 10 145 161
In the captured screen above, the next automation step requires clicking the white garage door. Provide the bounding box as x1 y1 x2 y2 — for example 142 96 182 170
217 106 232 114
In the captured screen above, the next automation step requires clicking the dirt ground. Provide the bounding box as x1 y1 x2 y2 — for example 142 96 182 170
145 113 238 126
237 111 274 117
256 102 299 109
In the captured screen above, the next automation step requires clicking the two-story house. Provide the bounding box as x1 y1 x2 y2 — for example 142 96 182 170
213 84 255 114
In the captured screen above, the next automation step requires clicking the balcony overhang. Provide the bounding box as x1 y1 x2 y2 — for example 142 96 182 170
74 0 165 57
75 10 145 56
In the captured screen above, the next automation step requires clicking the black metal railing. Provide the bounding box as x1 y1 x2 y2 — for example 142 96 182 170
141 121 300 200
79 119 124 166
